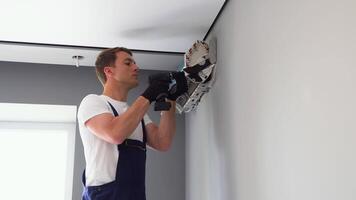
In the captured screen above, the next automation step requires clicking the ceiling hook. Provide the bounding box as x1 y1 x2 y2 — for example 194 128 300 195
72 55 84 67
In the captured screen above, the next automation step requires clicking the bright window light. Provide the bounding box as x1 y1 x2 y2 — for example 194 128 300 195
0 103 76 200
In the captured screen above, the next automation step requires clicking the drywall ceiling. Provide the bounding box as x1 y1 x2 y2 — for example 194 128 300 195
0 0 225 70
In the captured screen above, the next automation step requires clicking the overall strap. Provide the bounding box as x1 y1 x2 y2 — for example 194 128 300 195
107 101 119 117
141 119 147 144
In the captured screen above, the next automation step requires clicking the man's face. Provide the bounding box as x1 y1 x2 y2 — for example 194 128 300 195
107 51 139 88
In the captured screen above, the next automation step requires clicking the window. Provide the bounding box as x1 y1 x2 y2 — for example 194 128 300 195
0 103 76 200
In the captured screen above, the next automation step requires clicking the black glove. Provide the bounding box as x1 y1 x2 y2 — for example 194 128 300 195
141 80 169 103
168 72 188 101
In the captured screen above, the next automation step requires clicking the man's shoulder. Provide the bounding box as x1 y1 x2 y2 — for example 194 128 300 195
82 94 101 101
80 94 105 104
77 94 111 124
78 94 107 111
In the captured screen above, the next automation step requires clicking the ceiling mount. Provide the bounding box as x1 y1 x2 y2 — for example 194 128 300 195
72 55 84 67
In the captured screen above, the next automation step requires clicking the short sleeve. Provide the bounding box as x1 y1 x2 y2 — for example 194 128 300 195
143 114 153 125
77 94 112 125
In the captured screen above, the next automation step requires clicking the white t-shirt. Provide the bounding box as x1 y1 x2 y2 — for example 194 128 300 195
77 94 152 186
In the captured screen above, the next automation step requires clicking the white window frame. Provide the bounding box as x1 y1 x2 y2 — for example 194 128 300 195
0 103 77 200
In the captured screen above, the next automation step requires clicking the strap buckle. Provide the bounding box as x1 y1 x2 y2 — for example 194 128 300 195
124 140 146 151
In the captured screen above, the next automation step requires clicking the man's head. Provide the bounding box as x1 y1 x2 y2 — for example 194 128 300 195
95 47 139 89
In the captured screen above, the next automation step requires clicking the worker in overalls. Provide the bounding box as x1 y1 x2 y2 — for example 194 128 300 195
77 47 187 200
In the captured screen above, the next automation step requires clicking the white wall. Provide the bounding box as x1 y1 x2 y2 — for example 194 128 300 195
186 0 356 200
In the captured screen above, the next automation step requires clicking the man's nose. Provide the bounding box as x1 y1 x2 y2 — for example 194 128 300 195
133 63 139 71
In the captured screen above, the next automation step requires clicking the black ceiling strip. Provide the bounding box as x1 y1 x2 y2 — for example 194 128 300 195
0 40 184 55
203 0 230 41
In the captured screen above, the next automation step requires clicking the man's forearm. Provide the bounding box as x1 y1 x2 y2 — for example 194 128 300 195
157 100 176 149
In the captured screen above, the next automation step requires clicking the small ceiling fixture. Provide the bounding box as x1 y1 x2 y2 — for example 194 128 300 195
72 55 84 67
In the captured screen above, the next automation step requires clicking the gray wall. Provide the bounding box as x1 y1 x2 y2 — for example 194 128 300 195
0 61 185 200
187 0 356 200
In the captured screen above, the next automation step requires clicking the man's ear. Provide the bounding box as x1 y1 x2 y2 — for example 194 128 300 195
103 66 113 78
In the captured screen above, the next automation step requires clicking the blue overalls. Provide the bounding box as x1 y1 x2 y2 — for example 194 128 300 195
82 102 147 200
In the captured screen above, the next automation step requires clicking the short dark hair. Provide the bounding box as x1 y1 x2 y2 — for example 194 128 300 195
95 47 132 85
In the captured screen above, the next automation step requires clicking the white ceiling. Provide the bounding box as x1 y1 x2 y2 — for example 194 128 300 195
0 0 225 70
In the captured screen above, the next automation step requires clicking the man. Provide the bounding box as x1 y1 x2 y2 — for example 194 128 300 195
77 47 187 200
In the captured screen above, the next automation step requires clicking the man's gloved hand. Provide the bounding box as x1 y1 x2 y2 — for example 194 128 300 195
168 72 188 101
141 80 169 103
